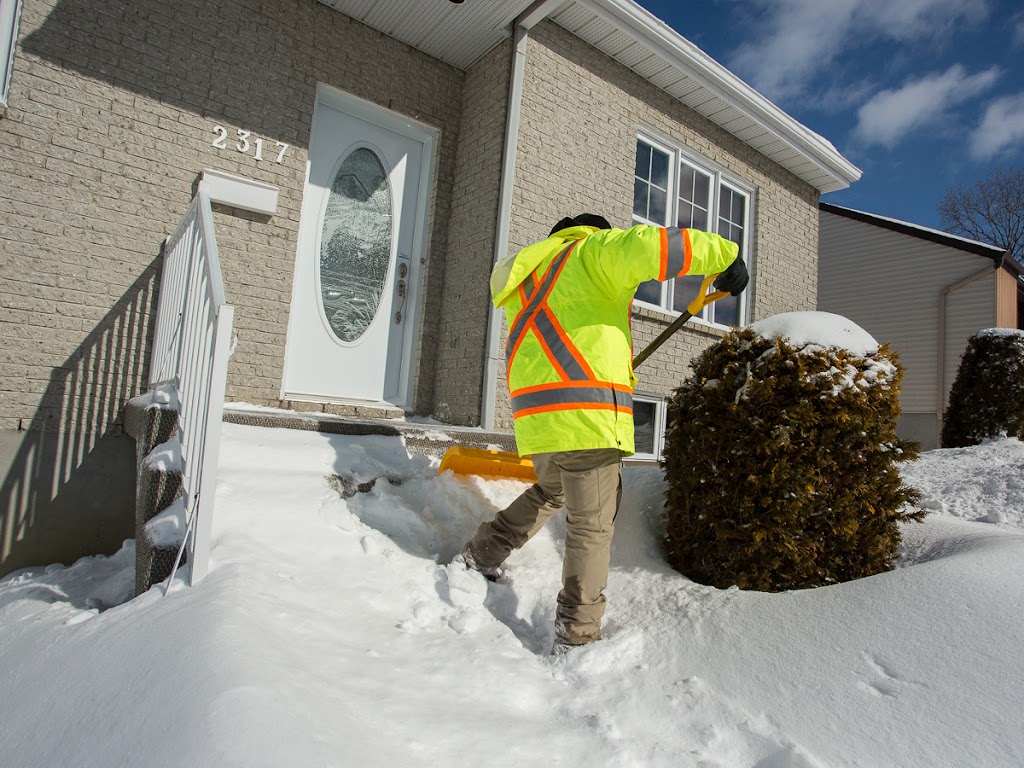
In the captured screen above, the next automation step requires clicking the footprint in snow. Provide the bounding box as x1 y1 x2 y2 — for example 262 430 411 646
857 652 923 699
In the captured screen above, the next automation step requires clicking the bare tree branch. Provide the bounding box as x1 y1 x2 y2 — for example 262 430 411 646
938 166 1024 263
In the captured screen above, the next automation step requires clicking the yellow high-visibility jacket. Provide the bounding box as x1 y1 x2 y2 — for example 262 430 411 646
491 224 739 456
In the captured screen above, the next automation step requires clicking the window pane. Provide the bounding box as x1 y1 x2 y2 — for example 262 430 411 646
678 164 695 202
680 162 711 230
635 140 651 179
677 200 693 228
635 279 661 305
633 400 656 455
678 197 710 229
650 148 669 189
732 192 745 223
672 273 704 313
320 147 393 344
649 186 667 223
633 178 648 219
712 292 739 327
693 170 710 207
691 206 708 232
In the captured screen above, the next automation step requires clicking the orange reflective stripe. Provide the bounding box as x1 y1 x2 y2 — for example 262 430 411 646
533 309 595 381
532 318 570 379
682 229 693 275
515 402 633 418
507 243 576 366
506 240 599 385
658 227 692 280
510 381 634 418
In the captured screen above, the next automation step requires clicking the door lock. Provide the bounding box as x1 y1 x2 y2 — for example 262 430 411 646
394 277 407 324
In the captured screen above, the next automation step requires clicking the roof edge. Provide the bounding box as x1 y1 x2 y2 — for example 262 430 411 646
820 202 1008 261
582 0 862 193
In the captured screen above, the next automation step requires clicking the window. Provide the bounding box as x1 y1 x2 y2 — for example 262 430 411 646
0 0 22 108
632 395 666 460
633 134 751 327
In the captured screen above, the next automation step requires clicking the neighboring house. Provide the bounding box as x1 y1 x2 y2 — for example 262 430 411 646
818 202 1021 451
0 0 859 576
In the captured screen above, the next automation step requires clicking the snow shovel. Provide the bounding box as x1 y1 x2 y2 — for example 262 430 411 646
438 273 729 480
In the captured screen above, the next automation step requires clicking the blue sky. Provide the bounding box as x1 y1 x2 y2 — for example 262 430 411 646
634 0 1024 231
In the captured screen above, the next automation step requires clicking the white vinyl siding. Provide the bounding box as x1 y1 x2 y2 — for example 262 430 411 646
943 276 997 405
818 212 997 445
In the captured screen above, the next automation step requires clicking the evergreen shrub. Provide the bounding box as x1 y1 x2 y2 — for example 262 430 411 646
941 329 1024 448
662 324 922 592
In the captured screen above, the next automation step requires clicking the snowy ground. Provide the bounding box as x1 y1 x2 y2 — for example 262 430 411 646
2 424 1023 768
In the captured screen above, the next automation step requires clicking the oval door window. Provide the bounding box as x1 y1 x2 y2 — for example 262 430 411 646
319 147 393 343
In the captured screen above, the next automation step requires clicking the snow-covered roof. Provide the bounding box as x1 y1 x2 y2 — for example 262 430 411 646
819 202 1008 261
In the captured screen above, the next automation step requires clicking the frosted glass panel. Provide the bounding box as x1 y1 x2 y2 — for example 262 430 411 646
319 148 393 343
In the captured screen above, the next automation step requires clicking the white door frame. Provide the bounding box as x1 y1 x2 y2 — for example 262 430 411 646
282 84 436 409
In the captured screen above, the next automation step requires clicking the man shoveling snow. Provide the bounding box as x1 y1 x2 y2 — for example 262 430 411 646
454 213 747 654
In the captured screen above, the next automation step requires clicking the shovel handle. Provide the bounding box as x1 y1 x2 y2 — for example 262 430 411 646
631 273 730 370
687 272 731 316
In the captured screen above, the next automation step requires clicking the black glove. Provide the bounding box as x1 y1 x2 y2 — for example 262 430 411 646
713 257 749 296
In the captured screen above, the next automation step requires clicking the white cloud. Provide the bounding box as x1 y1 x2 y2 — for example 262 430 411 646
728 0 991 103
1014 13 1024 46
854 65 1000 148
728 0 857 102
970 93 1024 159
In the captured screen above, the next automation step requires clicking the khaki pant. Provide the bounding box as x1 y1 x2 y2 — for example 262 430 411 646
464 447 623 645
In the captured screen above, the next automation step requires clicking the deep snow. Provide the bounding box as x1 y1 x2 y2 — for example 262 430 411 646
2 425 1023 768
3 310 1023 767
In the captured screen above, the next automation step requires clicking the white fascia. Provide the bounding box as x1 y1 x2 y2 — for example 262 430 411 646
579 0 862 192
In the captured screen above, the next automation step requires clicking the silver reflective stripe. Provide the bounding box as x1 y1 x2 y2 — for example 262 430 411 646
512 385 633 413
506 244 574 354
533 310 589 380
524 274 537 298
665 227 686 278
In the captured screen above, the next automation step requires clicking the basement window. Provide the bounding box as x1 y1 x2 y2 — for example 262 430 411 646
0 0 22 108
633 394 666 461
633 133 752 327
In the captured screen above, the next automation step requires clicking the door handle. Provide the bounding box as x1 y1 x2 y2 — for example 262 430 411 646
394 263 408 324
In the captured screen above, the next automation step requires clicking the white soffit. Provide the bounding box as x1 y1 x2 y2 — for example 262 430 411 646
318 0 861 194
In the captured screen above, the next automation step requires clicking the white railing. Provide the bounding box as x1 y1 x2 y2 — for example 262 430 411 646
148 187 234 587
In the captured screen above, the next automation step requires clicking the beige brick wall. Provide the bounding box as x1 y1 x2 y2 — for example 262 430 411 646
0 0 466 434
0 0 470 573
430 40 511 426
490 21 820 429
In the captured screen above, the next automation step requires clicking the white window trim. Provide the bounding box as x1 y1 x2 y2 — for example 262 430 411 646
0 0 23 109
632 393 667 461
633 129 754 329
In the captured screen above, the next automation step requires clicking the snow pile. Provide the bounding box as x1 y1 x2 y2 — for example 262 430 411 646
750 311 879 355
144 497 187 548
978 327 1024 338
2 425 1024 767
901 437 1024 527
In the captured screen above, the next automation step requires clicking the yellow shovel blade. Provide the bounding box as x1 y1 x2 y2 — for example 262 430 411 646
438 446 536 482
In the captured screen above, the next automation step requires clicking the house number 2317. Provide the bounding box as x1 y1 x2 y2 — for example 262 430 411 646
211 125 289 164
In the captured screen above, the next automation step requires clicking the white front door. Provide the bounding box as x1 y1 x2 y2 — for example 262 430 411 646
283 89 431 407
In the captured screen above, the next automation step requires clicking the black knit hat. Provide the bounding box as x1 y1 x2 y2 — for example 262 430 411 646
548 213 613 236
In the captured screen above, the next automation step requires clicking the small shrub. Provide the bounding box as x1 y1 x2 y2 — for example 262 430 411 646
941 329 1024 448
662 325 922 592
